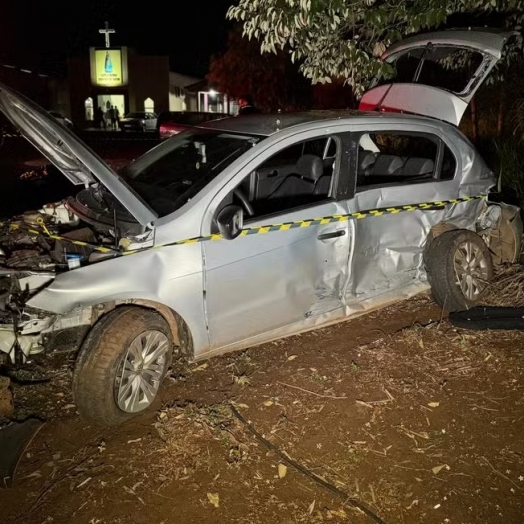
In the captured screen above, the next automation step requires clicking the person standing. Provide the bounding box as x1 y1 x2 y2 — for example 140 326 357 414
108 106 115 130
114 105 120 130
95 106 104 130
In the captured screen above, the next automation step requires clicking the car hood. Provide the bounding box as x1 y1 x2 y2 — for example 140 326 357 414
0 82 157 226
359 28 517 125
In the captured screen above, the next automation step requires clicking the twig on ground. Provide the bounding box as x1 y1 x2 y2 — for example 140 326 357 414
481 456 521 490
277 381 347 400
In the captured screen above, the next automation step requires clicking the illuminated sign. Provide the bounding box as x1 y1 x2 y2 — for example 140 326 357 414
95 49 122 86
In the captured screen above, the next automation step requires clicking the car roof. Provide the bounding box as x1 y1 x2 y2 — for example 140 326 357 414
198 110 458 137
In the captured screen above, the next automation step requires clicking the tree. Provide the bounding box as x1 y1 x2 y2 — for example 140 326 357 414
208 28 312 112
227 0 524 96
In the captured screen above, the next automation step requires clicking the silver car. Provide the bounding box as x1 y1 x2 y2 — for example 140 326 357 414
119 111 157 133
0 29 520 425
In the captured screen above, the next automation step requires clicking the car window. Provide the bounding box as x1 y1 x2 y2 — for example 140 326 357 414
356 131 444 189
214 136 338 226
121 129 262 217
385 46 485 95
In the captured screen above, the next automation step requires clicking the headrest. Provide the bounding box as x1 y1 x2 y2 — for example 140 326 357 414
296 154 323 181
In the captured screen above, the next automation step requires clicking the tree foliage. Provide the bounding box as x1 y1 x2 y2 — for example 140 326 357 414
227 0 524 95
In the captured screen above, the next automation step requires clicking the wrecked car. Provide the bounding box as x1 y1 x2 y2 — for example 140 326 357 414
0 28 521 426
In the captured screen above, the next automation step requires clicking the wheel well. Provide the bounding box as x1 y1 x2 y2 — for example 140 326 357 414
91 300 194 360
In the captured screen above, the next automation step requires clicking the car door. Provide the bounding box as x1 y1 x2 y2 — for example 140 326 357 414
145 113 155 131
345 124 461 303
202 132 352 350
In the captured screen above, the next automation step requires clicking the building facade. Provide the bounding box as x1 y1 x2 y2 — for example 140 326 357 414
68 45 170 128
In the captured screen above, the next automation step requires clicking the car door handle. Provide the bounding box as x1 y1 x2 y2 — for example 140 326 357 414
317 230 346 240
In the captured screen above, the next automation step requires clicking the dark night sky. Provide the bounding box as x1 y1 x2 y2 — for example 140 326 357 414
0 0 234 77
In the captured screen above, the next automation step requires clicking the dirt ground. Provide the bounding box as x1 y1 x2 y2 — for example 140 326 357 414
1 294 524 524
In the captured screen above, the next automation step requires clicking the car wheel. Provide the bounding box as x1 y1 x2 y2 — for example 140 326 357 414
72 307 173 426
426 230 493 312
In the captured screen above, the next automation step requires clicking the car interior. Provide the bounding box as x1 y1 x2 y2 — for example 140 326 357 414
355 132 446 188
224 136 338 221
213 132 457 230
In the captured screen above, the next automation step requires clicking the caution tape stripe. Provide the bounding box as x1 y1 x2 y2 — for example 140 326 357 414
155 194 485 249
1 195 485 257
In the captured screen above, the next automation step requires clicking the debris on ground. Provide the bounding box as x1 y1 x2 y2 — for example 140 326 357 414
1 295 523 524
480 263 524 307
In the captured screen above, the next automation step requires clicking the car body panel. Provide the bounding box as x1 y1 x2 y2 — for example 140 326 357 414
359 29 517 124
157 111 231 138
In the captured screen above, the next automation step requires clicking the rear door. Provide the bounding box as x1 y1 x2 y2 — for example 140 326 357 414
345 123 461 302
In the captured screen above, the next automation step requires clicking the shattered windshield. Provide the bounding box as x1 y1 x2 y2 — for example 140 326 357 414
121 129 261 217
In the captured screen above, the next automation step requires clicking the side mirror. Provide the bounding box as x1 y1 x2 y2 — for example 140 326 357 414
216 205 243 240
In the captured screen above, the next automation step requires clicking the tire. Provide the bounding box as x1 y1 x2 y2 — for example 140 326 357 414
72 307 173 426
426 230 493 312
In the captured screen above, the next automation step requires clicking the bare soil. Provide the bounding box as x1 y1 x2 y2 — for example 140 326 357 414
1 294 524 524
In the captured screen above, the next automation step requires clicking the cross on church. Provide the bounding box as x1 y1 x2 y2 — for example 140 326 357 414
99 21 115 48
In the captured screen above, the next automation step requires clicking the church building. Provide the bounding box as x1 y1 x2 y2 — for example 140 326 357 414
67 22 170 127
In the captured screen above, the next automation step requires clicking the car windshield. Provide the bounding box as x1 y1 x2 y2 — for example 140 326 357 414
126 112 145 119
120 129 262 217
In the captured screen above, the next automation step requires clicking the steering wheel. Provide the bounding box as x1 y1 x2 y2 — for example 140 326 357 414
233 188 254 216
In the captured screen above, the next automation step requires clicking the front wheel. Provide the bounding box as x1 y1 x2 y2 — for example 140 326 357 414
426 230 493 312
72 307 173 426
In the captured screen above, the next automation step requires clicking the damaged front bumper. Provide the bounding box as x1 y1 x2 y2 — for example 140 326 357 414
0 268 94 363
0 305 94 363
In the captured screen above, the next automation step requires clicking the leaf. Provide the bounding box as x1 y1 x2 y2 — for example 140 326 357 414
192 363 208 372
235 375 251 386
278 463 288 478
207 492 220 508
428 402 440 408
432 464 449 475
308 500 316 515
287 355 298 361
263 400 274 407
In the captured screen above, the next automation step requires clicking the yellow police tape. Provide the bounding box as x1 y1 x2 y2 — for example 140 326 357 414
3 194 486 258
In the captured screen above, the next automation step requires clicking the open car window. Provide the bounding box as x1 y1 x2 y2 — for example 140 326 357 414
356 131 457 189
213 136 339 230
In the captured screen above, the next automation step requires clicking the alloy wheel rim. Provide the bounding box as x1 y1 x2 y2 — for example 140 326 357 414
453 240 489 301
115 330 170 413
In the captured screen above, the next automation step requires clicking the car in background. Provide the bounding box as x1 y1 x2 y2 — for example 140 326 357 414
49 111 73 129
157 111 231 138
119 112 157 133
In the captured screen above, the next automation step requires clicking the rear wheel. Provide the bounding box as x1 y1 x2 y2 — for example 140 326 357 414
426 230 493 312
72 307 173 426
